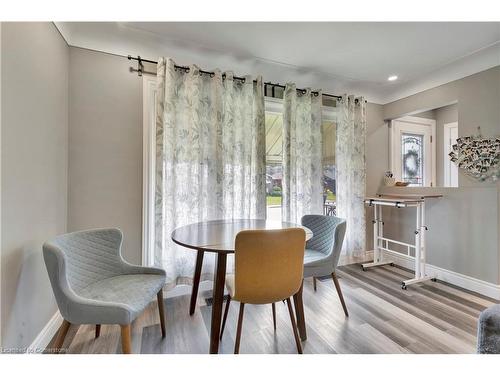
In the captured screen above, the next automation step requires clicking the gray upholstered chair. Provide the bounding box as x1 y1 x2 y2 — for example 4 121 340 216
477 305 500 353
43 228 167 354
301 215 348 316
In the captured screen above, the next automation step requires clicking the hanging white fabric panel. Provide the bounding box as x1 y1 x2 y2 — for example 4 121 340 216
155 58 266 288
282 83 323 223
336 95 366 256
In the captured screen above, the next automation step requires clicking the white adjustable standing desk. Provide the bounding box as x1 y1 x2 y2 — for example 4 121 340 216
362 193 442 289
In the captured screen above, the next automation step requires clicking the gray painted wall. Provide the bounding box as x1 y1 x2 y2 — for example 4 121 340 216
1 23 68 349
378 186 498 283
376 67 500 283
412 109 436 120
68 47 145 264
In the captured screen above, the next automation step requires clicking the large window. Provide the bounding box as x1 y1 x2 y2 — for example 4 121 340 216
264 99 337 221
322 120 336 216
142 81 338 264
265 112 284 221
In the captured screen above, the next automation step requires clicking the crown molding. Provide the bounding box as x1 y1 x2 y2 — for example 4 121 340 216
55 22 500 105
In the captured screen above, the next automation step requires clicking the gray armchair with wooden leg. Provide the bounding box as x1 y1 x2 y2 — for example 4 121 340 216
43 228 167 354
219 228 306 354
301 215 349 317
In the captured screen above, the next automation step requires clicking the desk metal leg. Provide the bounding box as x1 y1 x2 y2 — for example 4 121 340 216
363 197 437 288
362 204 392 270
401 201 435 289
415 202 421 278
420 201 426 278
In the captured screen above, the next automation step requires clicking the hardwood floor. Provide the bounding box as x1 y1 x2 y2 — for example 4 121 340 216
47 264 497 354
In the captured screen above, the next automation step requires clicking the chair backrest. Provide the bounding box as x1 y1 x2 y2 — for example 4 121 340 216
301 215 346 267
233 228 306 304
43 228 124 294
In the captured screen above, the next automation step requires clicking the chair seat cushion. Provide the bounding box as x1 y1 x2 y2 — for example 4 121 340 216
78 273 165 324
303 248 332 278
304 248 328 266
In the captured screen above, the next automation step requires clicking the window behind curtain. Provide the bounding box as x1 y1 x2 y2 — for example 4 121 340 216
265 108 337 221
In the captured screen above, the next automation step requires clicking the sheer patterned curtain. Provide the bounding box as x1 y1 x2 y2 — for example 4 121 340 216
155 58 266 288
282 83 323 223
336 95 366 256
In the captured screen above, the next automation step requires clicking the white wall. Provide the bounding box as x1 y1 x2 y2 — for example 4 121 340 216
1 23 69 349
374 67 500 284
68 47 144 264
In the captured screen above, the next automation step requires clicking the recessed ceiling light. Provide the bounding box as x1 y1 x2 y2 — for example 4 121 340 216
388 75 398 81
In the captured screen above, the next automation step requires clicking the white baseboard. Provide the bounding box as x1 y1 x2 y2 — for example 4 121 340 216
381 249 500 300
165 280 213 298
27 311 62 354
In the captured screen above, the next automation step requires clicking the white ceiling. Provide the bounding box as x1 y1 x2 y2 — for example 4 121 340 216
56 22 500 104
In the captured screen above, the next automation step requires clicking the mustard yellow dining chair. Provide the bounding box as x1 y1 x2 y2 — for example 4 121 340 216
220 228 306 354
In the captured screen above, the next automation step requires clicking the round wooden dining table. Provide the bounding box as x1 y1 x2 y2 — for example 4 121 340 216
171 219 313 354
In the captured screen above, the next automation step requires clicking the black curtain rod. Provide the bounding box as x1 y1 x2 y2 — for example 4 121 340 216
128 55 343 100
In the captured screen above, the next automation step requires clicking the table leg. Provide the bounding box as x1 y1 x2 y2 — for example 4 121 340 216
293 280 307 341
189 250 204 315
209 252 227 354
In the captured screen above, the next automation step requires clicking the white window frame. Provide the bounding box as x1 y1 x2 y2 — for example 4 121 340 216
142 80 338 264
443 121 459 187
390 115 436 187
142 76 157 266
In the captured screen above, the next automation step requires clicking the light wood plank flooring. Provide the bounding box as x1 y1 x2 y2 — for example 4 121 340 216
47 264 497 354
